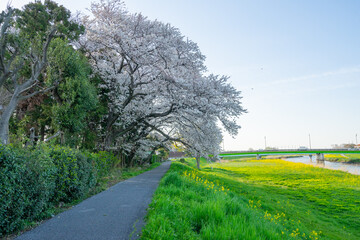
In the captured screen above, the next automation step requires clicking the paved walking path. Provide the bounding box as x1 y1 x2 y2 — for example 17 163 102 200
17 161 171 240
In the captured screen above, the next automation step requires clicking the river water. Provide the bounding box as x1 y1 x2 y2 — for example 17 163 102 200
284 156 360 175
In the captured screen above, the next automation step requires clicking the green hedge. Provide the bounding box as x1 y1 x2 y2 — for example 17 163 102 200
0 144 119 236
49 146 96 203
0 145 28 234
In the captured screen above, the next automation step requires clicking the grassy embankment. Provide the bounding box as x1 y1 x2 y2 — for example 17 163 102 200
141 158 360 240
325 154 360 163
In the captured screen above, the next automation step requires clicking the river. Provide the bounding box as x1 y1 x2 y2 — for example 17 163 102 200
284 156 360 175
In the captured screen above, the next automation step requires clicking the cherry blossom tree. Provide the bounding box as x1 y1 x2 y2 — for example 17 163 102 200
80 0 245 165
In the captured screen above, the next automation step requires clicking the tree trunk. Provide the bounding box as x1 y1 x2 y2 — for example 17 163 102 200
196 154 200 169
120 153 125 168
146 149 156 164
60 132 65 145
128 149 136 167
104 132 113 150
104 112 118 149
27 127 35 146
40 125 45 141
0 89 20 144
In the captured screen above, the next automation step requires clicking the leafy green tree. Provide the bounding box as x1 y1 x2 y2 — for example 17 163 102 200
0 0 84 144
47 38 98 147
10 38 98 148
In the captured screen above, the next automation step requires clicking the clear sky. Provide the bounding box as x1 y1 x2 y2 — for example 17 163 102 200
2 0 360 150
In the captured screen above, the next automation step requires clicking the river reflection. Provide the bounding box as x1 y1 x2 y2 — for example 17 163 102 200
284 156 360 175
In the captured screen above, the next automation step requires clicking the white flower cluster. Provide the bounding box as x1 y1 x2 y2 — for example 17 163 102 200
79 0 245 160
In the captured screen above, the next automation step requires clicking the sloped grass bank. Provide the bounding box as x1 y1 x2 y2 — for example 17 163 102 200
325 154 360 163
141 159 360 240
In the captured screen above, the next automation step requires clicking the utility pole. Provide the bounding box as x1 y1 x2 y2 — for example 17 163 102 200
356 134 358 145
308 134 311 149
264 136 267 149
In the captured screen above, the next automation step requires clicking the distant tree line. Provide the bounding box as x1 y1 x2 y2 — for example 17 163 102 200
0 0 245 167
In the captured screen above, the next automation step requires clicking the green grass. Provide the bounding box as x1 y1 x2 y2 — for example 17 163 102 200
141 158 360 240
222 155 253 160
92 162 161 194
325 154 360 163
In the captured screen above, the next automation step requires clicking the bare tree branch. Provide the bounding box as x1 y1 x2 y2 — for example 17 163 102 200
44 131 62 142
143 121 191 149
0 8 14 88
18 85 56 101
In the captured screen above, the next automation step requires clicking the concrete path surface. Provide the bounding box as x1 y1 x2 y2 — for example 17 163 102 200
16 161 171 240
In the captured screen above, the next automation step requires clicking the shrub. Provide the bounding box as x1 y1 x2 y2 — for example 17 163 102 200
0 145 27 235
151 154 160 163
91 151 119 179
48 146 96 203
21 146 57 221
0 145 94 235
0 144 126 236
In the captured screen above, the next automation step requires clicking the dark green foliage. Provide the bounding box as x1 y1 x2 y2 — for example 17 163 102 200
47 38 97 135
0 145 27 235
0 145 59 235
48 146 96 203
151 154 161 163
16 0 84 40
2 0 91 148
0 144 110 236
90 151 119 179
20 146 56 220
8 38 99 148
47 38 98 147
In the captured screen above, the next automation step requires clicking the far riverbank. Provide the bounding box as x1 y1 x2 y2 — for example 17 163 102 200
283 156 360 175
265 154 360 164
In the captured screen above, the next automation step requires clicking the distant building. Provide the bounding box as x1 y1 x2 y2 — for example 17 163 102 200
298 146 308 150
354 144 360 149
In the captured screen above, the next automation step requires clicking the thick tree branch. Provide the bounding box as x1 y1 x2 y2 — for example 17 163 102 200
0 8 13 72
144 104 176 119
18 85 56 101
143 121 191 149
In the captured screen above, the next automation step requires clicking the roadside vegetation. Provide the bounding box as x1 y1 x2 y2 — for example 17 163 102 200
0 144 160 238
325 154 360 163
141 158 360 240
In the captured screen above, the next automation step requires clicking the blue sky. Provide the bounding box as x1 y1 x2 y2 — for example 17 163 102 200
2 0 360 150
